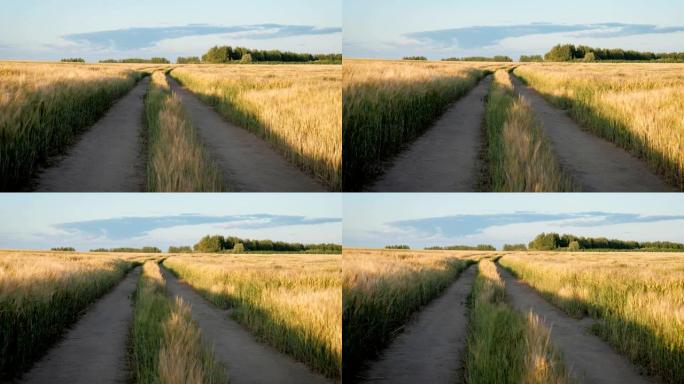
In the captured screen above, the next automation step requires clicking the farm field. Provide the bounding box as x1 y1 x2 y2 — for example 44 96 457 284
342 59 683 192
342 248 683 383
0 61 339 192
0 250 337 383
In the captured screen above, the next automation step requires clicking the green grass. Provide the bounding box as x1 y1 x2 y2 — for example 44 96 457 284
131 261 227 384
342 252 472 378
465 260 571 384
145 71 224 192
483 70 577 192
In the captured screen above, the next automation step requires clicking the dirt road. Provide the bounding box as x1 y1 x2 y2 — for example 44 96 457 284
497 265 655 384
167 76 326 192
34 78 149 192
510 74 673 192
369 77 491 192
358 266 476 383
19 268 140 384
161 266 331 384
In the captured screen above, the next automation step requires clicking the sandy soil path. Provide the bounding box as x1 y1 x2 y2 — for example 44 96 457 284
34 78 149 192
497 265 656 384
369 77 491 192
161 266 331 384
510 74 673 192
358 266 476 383
167 76 326 192
19 267 140 384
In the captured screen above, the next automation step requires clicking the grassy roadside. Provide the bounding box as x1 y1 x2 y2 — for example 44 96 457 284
465 259 571 383
342 60 487 190
0 63 143 190
342 251 473 378
0 254 133 379
500 253 684 383
483 70 577 191
145 71 224 192
131 261 227 384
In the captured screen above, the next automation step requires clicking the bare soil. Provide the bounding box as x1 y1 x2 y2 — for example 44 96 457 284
510 74 674 192
161 266 331 384
497 265 656 384
34 78 149 192
358 266 476 383
167 76 326 192
18 267 141 384
369 77 491 192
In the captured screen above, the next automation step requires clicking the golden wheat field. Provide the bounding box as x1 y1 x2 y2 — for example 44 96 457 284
499 251 684 383
514 63 684 189
169 64 342 190
163 253 342 379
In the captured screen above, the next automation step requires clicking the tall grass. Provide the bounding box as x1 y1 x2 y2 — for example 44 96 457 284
500 252 684 383
514 63 684 190
145 71 223 192
342 59 490 190
342 248 476 378
465 260 570 383
484 70 577 191
131 261 227 384
169 65 341 190
0 251 132 379
0 62 144 190
163 254 341 379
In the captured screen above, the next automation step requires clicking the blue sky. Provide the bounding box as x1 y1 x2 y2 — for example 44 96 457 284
344 0 684 59
0 0 341 61
0 194 342 251
343 194 684 249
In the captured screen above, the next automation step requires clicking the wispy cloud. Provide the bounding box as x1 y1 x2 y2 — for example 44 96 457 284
388 212 684 238
405 23 684 49
55 214 341 240
63 24 342 50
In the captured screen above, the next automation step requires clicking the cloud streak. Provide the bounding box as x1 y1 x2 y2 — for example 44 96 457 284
63 24 342 50
404 23 684 49
55 214 341 240
388 212 684 238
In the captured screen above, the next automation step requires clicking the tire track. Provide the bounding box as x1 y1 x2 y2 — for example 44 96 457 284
160 266 331 384
358 265 476 383
369 76 491 192
167 76 326 192
497 264 656 384
34 78 149 192
19 267 141 384
510 73 674 192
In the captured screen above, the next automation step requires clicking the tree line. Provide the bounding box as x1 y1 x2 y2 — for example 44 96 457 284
60 58 85 63
528 233 684 251
424 244 496 251
385 245 411 249
189 235 342 253
51 247 76 252
198 46 341 64
542 44 684 62
99 58 170 64
90 247 162 253
402 56 427 61
442 56 513 62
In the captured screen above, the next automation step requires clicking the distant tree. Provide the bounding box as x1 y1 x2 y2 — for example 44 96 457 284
403 56 428 61
194 235 226 253
232 243 245 253
385 245 411 249
168 246 193 253
60 58 85 63
51 247 76 252
583 52 596 62
240 53 253 64
544 44 577 61
528 233 561 250
177 56 201 64
503 244 527 251
519 55 544 62
568 241 581 251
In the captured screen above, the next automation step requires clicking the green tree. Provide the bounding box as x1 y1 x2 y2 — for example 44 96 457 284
544 44 577 61
232 243 245 253
194 235 225 252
